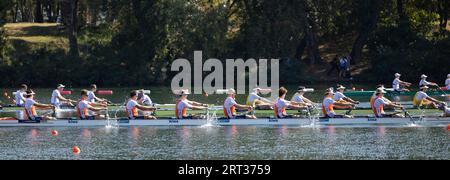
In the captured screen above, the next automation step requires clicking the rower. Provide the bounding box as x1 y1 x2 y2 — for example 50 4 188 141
444 74 450 90
274 87 304 118
372 88 404 118
24 90 56 121
126 90 157 120
88 84 108 104
322 88 354 118
175 90 208 119
392 73 411 92
370 85 393 105
77 90 108 120
334 85 360 107
413 86 445 108
438 104 450 117
291 86 314 107
15 84 28 107
51 84 75 109
223 89 256 119
419 74 438 88
246 88 273 110
138 89 153 106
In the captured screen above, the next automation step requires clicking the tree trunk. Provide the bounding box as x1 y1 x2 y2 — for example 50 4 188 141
13 3 19 22
350 0 380 64
44 0 54 22
35 0 44 23
296 0 322 64
62 0 79 57
439 0 449 31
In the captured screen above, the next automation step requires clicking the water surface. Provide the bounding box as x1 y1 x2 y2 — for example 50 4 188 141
0 126 448 160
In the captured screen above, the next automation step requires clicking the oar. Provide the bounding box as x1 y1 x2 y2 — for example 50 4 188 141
436 86 449 97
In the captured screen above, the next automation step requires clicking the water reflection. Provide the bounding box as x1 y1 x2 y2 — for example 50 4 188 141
0 126 448 160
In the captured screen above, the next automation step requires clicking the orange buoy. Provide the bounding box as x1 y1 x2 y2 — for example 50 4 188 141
447 124 450 131
51 130 58 136
72 146 81 154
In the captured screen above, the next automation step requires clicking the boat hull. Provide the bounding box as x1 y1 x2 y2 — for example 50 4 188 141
0 117 449 127
344 90 450 97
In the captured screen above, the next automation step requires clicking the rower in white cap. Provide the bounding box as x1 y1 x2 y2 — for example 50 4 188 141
25 90 56 121
419 74 438 88
413 85 445 108
51 84 75 109
372 88 404 118
291 86 314 108
223 89 256 119
322 88 354 118
174 89 208 119
392 73 411 92
444 74 450 90
246 87 273 110
334 85 359 107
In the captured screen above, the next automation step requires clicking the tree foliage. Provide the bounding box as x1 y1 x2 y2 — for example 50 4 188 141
0 0 449 87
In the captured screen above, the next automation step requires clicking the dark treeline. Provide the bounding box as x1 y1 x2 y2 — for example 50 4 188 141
0 0 449 87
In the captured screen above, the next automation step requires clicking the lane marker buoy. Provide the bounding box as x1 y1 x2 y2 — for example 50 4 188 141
72 146 81 154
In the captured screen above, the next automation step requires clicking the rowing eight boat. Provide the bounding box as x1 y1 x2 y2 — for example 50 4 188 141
0 117 449 127
344 89 450 97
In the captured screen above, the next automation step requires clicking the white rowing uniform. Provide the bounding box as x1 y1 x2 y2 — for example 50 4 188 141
246 93 262 106
419 79 431 87
176 99 192 119
15 90 25 107
126 100 140 119
274 98 289 118
373 98 389 118
87 91 97 103
414 91 429 102
77 100 93 119
393 78 401 91
51 89 61 108
322 98 336 118
223 97 238 118
446 79 450 89
413 91 429 106
24 99 37 120
140 94 153 106
333 92 346 101
291 93 304 103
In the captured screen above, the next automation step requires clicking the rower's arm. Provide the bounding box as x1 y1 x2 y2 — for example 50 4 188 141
94 96 106 102
288 104 303 110
136 104 156 111
57 95 71 102
88 106 107 112
334 101 354 107
191 106 208 110
34 103 54 109
399 81 411 86
388 102 403 109
290 101 309 107
188 101 207 107
89 102 107 107
343 97 359 104
235 104 252 110
302 97 314 104
426 97 443 104
259 97 272 103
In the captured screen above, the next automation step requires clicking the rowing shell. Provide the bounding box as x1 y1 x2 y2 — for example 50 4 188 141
344 89 450 97
0 117 449 127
